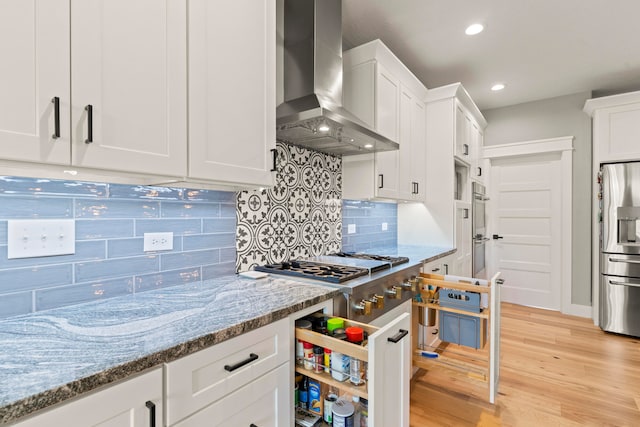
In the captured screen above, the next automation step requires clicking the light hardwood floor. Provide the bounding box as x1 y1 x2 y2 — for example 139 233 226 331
410 303 640 426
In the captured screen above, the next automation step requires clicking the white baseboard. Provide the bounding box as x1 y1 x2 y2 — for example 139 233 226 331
562 303 592 318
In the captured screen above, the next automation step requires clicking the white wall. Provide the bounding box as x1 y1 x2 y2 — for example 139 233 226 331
482 91 592 306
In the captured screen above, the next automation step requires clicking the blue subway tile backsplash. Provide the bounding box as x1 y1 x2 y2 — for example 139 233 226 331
341 200 398 252
0 176 237 319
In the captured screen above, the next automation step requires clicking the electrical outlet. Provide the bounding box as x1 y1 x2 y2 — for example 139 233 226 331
347 224 356 234
143 232 173 252
7 219 76 259
382 222 388 231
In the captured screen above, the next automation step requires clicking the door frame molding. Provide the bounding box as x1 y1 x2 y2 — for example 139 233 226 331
484 136 588 318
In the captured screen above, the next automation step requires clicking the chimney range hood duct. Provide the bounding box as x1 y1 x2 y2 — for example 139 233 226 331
276 0 399 156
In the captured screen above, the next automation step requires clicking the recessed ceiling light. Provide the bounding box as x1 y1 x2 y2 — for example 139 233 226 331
465 23 484 35
318 123 330 132
491 83 506 91
364 143 373 149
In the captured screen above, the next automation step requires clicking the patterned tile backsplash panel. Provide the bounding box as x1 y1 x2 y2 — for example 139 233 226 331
0 177 236 318
342 200 398 252
236 142 342 272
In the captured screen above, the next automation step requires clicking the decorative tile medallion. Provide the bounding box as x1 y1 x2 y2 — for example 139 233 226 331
236 142 342 272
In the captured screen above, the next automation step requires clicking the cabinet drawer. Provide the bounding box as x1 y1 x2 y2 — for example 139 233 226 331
165 317 289 426
173 363 290 427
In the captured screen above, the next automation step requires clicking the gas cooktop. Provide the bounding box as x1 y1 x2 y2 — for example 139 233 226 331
253 260 369 283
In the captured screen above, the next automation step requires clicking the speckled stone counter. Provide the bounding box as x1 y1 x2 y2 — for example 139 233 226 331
0 276 340 424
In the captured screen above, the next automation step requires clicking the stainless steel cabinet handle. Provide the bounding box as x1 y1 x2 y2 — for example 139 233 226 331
51 97 60 139
608 257 640 264
609 279 640 288
84 104 93 144
477 166 482 177
463 143 469 155
378 174 384 189
145 401 156 427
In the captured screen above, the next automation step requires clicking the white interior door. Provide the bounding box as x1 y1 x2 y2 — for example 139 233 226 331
489 152 562 310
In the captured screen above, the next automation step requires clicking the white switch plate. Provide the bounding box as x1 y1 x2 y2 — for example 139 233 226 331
382 222 388 231
8 219 75 259
347 224 356 234
143 232 173 252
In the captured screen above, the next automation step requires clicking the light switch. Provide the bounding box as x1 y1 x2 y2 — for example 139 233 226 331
347 224 356 234
8 219 76 259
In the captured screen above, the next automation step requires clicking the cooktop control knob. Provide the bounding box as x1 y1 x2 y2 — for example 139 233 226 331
385 286 401 299
353 300 372 316
369 294 384 309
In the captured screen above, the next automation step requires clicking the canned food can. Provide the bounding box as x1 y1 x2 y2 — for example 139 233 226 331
324 393 338 424
332 399 354 427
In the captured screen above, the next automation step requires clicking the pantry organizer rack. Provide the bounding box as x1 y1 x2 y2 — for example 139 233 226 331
411 272 502 404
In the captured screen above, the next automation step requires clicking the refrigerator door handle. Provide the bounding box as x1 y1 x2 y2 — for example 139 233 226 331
608 257 640 264
608 279 640 288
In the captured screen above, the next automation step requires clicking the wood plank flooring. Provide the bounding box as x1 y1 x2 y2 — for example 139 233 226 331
410 303 640 426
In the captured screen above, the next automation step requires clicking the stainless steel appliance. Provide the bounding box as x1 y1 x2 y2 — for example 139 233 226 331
276 0 399 156
599 162 640 337
254 255 419 324
472 182 489 278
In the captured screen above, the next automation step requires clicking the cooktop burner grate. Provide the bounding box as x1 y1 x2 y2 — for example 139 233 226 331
253 260 369 283
330 252 410 266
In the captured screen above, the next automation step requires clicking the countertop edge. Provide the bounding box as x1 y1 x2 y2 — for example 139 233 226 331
1 289 340 425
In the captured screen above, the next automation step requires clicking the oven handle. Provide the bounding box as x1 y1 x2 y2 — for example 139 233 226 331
387 329 409 343
608 257 640 264
608 279 640 288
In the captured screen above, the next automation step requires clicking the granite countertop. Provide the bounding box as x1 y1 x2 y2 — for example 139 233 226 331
0 276 341 424
0 245 453 425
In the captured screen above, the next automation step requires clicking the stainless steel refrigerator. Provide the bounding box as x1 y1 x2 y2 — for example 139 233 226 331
600 162 640 337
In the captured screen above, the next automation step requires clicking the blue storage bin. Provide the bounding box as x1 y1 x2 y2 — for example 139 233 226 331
439 289 481 313
439 311 485 349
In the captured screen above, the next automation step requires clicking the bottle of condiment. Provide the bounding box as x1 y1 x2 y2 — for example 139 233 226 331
352 395 362 426
360 398 369 427
299 376 309 410
303 341 314 370
327 317 344 334
295 319 312 366
346 326 365 385
324 347 332 373
324 390 338 425
313 346 324 373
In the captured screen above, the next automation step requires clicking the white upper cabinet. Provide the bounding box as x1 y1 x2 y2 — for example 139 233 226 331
584 90 640 163
71 0 187 177
187 0 276 187
0 0 70 165
342 40 427 202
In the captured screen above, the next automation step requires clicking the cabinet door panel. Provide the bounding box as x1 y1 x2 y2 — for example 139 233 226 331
370 312 411 427
375 63 399 142
0 0 70 164
410 94 427 201
398 88 413 200
188 0 275 187
71 0 187 176
14 369 162 427
173 363 289 427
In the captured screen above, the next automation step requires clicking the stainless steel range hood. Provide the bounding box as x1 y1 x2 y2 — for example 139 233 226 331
277 0 399 156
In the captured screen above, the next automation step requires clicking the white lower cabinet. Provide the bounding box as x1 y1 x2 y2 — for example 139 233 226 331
173 363 289 427
13 368 163 427
293 308 411 427
164 317 290 426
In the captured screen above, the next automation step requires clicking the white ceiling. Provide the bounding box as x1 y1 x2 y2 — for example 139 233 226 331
342 0 640 111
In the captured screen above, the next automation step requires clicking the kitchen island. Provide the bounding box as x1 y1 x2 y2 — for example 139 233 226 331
0 246 453 425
